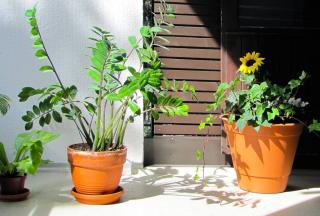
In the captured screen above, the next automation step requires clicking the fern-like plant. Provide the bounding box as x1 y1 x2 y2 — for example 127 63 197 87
19 1 195 151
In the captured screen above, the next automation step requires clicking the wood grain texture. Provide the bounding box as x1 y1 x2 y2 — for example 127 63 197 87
169 91 214 102
162 69 221 80
157 47 220 59
156 36 220 48
162 58 221 70
162 80 218 91
154 124 221 135
155 114 221 124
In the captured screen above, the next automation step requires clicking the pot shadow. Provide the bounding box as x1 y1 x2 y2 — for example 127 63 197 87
120 166 261 208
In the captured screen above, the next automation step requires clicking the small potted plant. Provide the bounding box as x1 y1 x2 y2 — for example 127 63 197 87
199 51 320 193
0 94 58 201
20 2 194 204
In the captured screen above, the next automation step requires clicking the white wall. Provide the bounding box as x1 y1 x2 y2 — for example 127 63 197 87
0 0 144 164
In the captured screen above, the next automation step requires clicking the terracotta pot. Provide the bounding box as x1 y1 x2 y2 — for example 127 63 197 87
0 175 26 195
67 144 127 195
223 118 303 193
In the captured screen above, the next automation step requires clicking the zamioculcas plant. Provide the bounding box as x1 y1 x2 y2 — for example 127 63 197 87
20 1 195 204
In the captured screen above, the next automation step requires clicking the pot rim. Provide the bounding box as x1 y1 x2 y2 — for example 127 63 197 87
67 143 127 154
0 174 27 179
221 117 303 127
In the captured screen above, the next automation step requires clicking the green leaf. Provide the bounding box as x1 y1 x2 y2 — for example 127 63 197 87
39 116 45 127
87 69 102 82
235 118 247 131
199 121 206 130
128 101 141 115
0 142 9 167
44 113 51 124
308 119 320 132
228 114 235 123
39 65 53 72
140 26 151 37
35 49 47 59
22 115 32 122
128 36 138 48
32 105 40 115
195 149 202 161
151 110 159 120
52 111 62 123
150 26 166 33
25 6 36 17
25 122 33 130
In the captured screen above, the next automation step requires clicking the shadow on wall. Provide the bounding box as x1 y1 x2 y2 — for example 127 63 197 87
121 166 261 208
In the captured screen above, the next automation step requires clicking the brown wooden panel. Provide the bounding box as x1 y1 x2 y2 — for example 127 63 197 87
157 37 220 48
163 80 218 91
161 26 220 37
156 15 218 26
162 58 221 70
157 47 220 59
154 125 221 135
144 136 225 165
162 70 221 80
169 91 214 102
186 103 220 113
155 114 221 124
154 3 219 15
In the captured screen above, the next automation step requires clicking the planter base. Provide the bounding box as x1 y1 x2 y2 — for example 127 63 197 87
237 174 288 194
71 186 124 205
0 188 30 202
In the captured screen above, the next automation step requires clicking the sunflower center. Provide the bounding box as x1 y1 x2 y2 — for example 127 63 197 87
246 59 256 67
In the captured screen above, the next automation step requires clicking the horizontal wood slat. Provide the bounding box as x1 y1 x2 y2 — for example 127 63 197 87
169 91 214 102
186 103 220 113
162 26 220 37
157 36 220 48
154 125 221 135
156 15 218 26
155 114 221 124
157 47 220 59
162 58 221 70
162 70 220 80
163 80 218 92
154 3 219 15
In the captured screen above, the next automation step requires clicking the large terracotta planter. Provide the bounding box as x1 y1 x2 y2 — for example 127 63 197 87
223 118 303 193
67 144 127 195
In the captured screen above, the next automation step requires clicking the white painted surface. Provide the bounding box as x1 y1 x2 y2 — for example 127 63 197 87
1 166 320 216
0 0 144 164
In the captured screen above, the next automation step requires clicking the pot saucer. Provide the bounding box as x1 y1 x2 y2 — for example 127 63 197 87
0 188 30 202
71 186 124 205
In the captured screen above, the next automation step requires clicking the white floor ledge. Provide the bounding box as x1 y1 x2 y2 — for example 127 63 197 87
1 166 319 216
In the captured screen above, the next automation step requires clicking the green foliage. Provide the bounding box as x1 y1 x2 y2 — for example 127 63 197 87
0 130 58 176
201 63 312 131
20 2 194 152
309 120 320 132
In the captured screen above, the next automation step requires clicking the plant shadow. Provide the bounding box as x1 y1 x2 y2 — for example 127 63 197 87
120 166 261 208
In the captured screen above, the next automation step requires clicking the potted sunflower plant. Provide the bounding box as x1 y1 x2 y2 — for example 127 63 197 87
0 94 58 201
19 1 194 204
199 51 320 193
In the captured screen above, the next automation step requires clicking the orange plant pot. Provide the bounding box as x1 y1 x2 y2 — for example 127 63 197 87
223 118 303 193
67 144 127 195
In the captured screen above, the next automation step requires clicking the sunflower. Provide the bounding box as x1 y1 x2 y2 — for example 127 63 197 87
239 51 265 74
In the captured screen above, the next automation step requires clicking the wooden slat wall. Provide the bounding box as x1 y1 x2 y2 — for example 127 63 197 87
154 0 221 136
